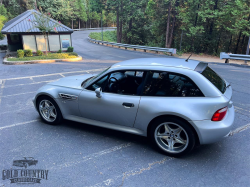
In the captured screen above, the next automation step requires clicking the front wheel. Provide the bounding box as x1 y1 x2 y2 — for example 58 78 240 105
37 96 63 125
149 117 196 157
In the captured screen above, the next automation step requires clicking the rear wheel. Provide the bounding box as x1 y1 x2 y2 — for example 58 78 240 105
37 96 63 125
149 117 196 157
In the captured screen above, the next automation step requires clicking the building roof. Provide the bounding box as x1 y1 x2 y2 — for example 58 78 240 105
1 9 73 34
111 58 201 70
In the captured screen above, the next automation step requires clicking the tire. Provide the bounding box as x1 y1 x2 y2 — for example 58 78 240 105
149 117 196 157
37 96 63 125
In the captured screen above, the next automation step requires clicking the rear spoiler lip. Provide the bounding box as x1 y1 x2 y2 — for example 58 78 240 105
194 62 208 73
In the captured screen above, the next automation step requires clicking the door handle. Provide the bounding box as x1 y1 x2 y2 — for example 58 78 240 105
122 103 134 108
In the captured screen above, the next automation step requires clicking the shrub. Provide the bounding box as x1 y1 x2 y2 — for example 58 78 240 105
17 50 24 58
67 47 74 52
24 49 33 57
57 49 62 53
68 52 78 56
37 50 43 56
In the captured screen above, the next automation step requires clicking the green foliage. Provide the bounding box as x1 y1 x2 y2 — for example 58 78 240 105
68 52 78 56
89 31 117 42
24 49 33 57
17 50 24 58
37 50 43 56
0 15 7 40
8 52 79 61
57 49 62 53
176 50 184 56
67 47 74 52
0 4 8 40
1 0 250 55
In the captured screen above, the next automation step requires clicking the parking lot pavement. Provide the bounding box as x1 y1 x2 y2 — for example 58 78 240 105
0 30 250 187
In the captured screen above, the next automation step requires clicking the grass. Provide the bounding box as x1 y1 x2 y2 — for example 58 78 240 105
89 31 117 42
7 52 79 61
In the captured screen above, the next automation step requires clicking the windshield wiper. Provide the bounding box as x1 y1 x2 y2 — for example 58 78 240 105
226 83 231 88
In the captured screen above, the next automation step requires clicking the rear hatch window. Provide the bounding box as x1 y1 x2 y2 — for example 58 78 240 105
201 66 226 93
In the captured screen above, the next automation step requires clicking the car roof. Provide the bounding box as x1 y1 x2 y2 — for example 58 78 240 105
111 58 200 70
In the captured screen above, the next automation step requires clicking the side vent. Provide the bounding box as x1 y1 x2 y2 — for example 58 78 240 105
59 93 78 100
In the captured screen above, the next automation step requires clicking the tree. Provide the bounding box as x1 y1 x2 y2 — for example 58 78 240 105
27 8 60 55
0 4 7 39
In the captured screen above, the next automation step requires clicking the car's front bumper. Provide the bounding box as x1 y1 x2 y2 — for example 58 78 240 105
191 105 235 144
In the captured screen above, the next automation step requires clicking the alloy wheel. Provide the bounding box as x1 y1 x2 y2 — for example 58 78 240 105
154 122 189 153
39 100 57 122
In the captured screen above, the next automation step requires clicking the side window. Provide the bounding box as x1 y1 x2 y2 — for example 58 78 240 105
88 75 109 91
88 70 146 95
143 71 203 97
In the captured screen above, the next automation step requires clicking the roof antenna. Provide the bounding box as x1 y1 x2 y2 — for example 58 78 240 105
185 53 192 62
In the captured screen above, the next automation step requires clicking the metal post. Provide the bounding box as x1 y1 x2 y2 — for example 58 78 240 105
245 36 250 64
180 30 183 51
101 11 103 41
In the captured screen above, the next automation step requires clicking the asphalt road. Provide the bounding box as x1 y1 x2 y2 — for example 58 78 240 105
0 30 250 187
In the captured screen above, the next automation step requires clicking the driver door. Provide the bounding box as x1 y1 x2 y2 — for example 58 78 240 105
78 70 144 127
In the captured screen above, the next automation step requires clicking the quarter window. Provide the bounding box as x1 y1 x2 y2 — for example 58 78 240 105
142 71 203 97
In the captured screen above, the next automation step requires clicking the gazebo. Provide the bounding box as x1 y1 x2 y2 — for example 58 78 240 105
1 9 73 52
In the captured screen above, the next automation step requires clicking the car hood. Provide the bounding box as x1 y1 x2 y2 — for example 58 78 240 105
48 74 94 89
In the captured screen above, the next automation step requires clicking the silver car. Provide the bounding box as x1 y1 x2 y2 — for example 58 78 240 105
33 58 234 157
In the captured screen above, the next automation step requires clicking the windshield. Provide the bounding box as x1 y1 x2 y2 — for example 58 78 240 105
82 67 110 87
201 66 226 93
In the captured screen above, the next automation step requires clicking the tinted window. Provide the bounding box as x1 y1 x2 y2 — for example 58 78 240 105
88 75 109 91
201 67 226 93
82 67 110 87
143 71 203 97
88 70 146 95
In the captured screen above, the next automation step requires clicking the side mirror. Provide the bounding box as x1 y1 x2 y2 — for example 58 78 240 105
95 87 102 98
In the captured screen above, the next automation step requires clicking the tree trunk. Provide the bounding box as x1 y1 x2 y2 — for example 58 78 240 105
227 35 232 52
240 35 246 53
194 4 200 27
234 32 241 54
119 1 123 43
165 2 171 48
98 20 99 28
44 34 48 56
71 19 73 29
116 5 120 43
128 18 132 44
79 18 80 30
90 19 91 28
168 10 176 48
216 33 221 54
246 36 250 55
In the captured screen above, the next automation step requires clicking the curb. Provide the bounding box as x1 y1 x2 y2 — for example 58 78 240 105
3 55 83 65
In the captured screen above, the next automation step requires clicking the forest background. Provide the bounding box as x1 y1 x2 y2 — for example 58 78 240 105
0 0 249 56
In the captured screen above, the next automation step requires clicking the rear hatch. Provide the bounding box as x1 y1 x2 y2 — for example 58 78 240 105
196 63 233 107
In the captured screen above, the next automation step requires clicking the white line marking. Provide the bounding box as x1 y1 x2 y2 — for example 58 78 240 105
49 143 132 170
234 106 250 113
227 123 250 137
1 68 105 81
0 91 36 98
0 106 34 115
0 80 6 105
90 157 174 187
4 79 58 88
0 120 38 130
60 74 65 77
29 77 35 82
